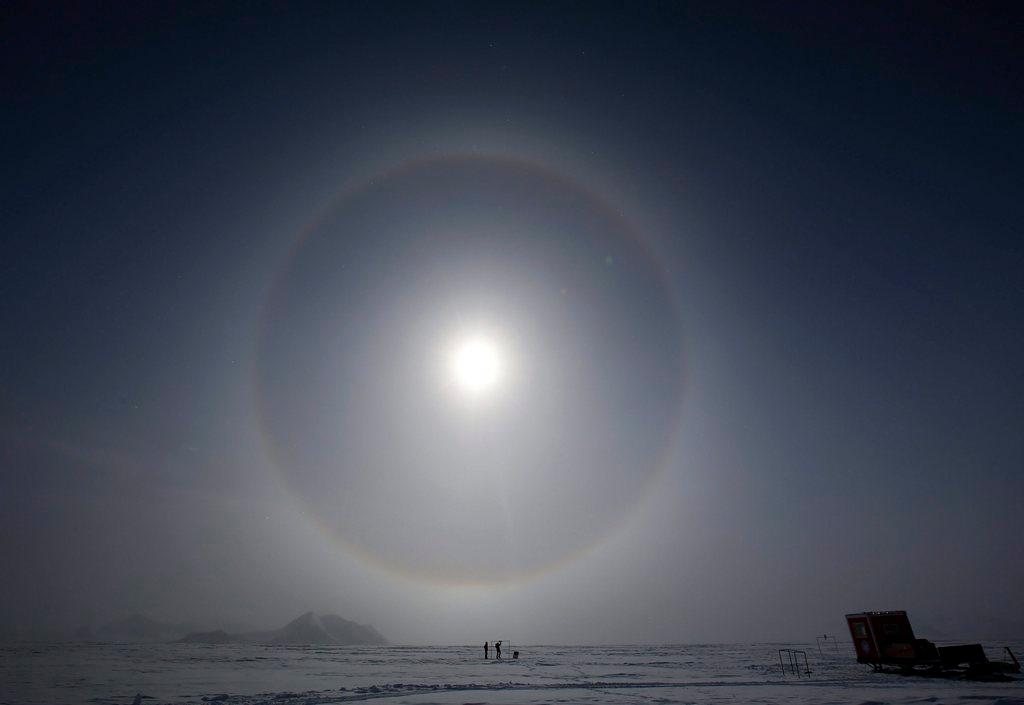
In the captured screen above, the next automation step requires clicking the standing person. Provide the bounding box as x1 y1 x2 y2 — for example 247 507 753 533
484 641 489 659
495 640 502 659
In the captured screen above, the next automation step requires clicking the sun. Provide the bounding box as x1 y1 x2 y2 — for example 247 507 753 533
448 335 504 396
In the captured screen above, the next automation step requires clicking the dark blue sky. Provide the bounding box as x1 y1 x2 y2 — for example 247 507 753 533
2 2 1022 642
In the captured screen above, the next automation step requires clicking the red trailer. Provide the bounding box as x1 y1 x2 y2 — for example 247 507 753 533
845 610 1019 679
846 611 930 665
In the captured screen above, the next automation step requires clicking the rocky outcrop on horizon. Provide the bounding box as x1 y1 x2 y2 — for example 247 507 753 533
270 611 386 645
174 611 386 645
72 610 386 645
318 613 387 645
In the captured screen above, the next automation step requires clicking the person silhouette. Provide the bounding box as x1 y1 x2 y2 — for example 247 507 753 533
484 641 489 659
495 640 502 658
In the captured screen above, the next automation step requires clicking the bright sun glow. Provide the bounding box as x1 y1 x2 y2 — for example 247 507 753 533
449 335 504 396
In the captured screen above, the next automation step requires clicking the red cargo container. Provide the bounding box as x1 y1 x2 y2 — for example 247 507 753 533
845 610 1020 678
845 611 921 665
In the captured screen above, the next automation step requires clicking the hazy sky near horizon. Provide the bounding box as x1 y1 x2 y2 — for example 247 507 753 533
3 2 1022 644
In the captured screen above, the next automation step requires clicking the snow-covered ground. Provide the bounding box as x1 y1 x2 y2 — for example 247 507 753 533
2 642 1021 705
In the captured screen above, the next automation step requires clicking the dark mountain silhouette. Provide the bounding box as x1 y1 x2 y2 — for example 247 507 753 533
318 613 386 645
271 611 335 644
173 611 386 645
264 611 386 645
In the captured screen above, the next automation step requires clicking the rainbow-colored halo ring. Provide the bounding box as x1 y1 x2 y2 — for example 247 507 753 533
256 154 686 584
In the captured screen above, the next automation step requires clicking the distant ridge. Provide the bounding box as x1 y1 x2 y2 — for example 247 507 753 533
176 612 387 645
318 613 387 645
271 611 388 645
72 611 386 645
